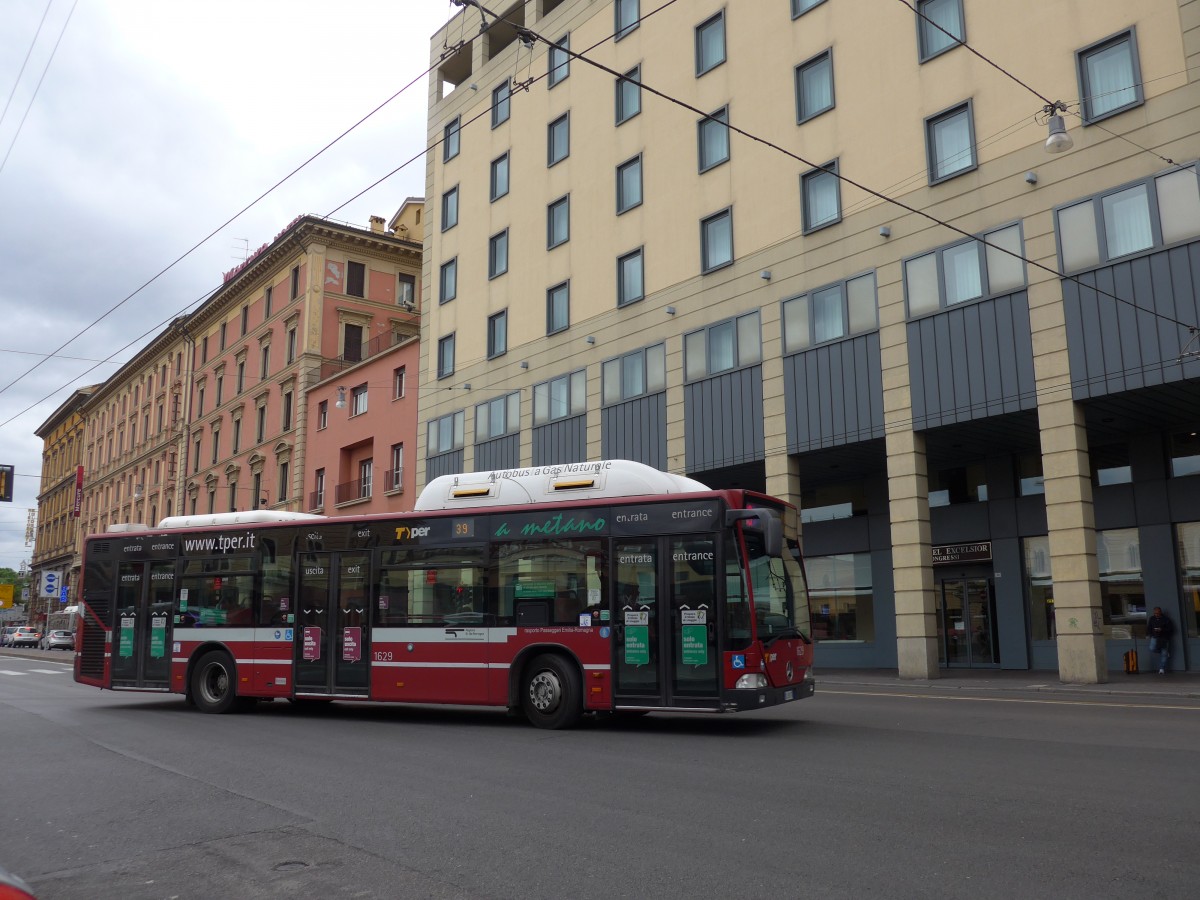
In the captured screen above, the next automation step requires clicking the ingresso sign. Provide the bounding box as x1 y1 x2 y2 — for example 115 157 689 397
932 542 992 565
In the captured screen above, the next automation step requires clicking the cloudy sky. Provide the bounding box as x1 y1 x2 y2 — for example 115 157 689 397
0 0 453 572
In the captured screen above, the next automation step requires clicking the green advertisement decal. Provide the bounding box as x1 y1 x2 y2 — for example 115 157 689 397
681 624 708 667
150 616 167 659
118 617 135 658
625 625 650 666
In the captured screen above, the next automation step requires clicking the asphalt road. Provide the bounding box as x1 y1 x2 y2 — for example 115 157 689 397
2 654 1198 899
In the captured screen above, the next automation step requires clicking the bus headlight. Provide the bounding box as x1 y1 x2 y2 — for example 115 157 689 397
735 674 768 689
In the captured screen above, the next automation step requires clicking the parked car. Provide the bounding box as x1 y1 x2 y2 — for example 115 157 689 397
40 630 74 651
9 627 42 648
1 626 19 647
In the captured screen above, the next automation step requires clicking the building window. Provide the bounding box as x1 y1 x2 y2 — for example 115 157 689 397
193 439 200 473
350 384 368 416
1098 528 1145 639
616 155 643 214
439 258 458 303
490 152 510 202
346 261 366 297
1023 536 1055 642
929 464 987 506
343 323 363 362
1178 522 1200 638
695 11 725 76
201 335 208 364
286 326 297 362
616 66 641 124
228 483 238 512
488 229 509 279
533 369 586 424
808 553 875 642
314 468 325 507
282 390 293 431
197 386 205 417
317 400 328 430
547 282 570 335
397 274 415 310
393 366 406 400
488 310 508 359
800 481 868 524
290 265 300 300
548 113 570 166
492 80 511 127
437 334 456 379
211 429 220 465
278 461 290 501
1057 166 1200 272
792 0 827 16
795 50 834 123
260 345 270 379
700 208 733 273
1017 453 1044 496
358 459 373 499
1092 443 1131 486
264 285 273 318
441 186 459 231
917 0 965 62
549 33 570 86
926 101 976 183
220 322 227 350
236 360 246 393
255 406 266 443
615 0 639 39
231 418 241 453
617 248 644 307
548 195 570 248
684 311 761 381
698 107 730 172
428 410 465 455
389 444 404 492
905 222 1025 316
1077 30 1142 123
476 392 520 441
240 305 249 335
443 116 460 161
1169 431 1200 478
782 271 877 352
801 160 840 233
602 344 665 405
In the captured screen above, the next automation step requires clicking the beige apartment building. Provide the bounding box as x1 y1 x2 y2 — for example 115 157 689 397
420 0 1200 679
31 387 94 617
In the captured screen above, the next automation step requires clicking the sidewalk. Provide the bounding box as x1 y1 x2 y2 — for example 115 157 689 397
817 667 1200 700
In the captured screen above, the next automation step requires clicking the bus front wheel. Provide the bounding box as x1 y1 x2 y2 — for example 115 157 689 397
191 651 239 714
521 654 582 730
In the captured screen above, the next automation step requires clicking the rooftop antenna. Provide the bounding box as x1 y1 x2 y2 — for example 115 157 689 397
232 238 249 261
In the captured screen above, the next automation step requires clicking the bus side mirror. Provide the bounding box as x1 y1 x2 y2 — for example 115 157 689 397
724 509 783 557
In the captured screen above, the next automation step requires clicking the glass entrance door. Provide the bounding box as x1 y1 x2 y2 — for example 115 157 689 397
295 552 371 695
612 536 719 707
111 561 172 689
938 579 998 667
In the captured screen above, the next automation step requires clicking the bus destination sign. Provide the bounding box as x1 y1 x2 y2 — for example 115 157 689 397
932 542 992 565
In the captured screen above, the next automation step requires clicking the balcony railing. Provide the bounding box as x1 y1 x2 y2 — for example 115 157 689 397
385 468 403 492
334 479 372 504
318 330 414 383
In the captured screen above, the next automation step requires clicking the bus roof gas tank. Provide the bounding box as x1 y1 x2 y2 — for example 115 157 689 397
415 460 710 510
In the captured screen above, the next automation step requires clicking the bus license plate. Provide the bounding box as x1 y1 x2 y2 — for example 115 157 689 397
784 689 795 701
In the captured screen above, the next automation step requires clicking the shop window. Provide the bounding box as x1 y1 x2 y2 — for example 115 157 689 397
1017 453 1044 496
1098 527 1145 639
929 463 987 506
807 553 875 641
1091 443 1131 485
1177 522 1200 638
1023 536 1055 641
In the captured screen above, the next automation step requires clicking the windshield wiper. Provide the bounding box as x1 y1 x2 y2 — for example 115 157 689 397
762 627 803 647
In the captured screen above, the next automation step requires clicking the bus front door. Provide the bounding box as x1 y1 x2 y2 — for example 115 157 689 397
111 561 173 691
612 536 720 709
294 552 371 696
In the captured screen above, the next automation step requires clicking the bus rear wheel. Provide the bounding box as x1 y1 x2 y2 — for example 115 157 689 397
521 654 582 730
191 651 240 714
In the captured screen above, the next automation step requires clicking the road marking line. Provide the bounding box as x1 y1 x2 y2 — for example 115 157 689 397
821 687 1200 711
29 668 65 674
0 670 26 676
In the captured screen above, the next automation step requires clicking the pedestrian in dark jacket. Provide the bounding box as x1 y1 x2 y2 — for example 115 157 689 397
1146 607 1174 674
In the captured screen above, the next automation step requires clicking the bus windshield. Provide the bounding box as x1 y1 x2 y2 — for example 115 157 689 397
743 532 811 643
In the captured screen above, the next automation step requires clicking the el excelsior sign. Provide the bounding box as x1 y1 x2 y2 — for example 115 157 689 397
932 542 992 565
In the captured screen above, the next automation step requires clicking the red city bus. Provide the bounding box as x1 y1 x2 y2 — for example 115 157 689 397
74 460 813 728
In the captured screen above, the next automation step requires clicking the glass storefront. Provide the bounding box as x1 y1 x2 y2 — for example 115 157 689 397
1097 528 1146 639
808 552 874 641
1023 535 1055 641
1178 522 1200 638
